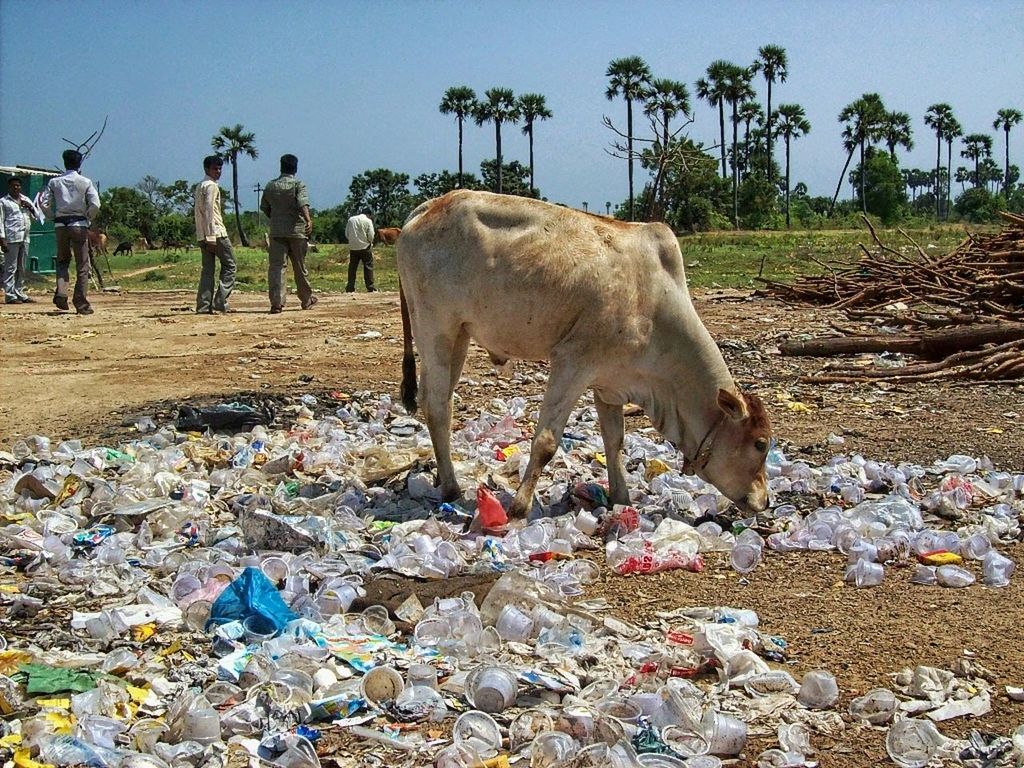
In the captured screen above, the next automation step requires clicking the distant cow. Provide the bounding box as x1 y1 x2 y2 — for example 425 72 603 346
113 241 133 257
87 230 108 256
398 190 772 518
375 227 401 245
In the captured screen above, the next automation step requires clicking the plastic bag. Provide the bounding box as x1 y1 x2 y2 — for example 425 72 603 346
207 567 298 633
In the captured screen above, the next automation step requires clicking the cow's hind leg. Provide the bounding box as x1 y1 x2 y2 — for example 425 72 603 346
595 395 630 506
511 358 592 519
419 326 471 502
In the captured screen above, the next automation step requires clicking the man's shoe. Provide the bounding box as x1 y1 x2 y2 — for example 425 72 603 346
269 307 283 314
367 288 379 293
53 295 70 311
219 307 237 314
19 296 35 303
5 298 19 305
301 296 319 310
345 288 355 293
77 307 95 316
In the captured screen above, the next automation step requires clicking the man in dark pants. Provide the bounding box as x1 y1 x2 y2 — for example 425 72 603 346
39 150 101 314
345 209 377 292
260 154 316 313
193 155 236 313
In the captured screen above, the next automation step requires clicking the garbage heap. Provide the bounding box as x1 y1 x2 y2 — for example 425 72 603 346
1 392 1022 768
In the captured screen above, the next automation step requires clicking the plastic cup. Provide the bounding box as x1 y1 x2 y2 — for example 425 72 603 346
466 666 518 713
530 731 577 768
703 711 747 756
575 509 599 536
243 614 278 644
360 605 396 636
845 559 884 588
509 709 555 751
798 670 839 709
596 697 642 725
730 543 762 575
660 724 710 757
848 688 897 725
360 665 404 706
453 711 501 759
407 663 437 690
182 708 222 746
886 719 946 768
936 564 975 588
495 604 534 641
982 549 1015 587
961 533 991 560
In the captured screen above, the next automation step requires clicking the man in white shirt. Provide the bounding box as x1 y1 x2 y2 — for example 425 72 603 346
344 209 377 293
39 150 101 314
0 177 40 303
193 155 236 313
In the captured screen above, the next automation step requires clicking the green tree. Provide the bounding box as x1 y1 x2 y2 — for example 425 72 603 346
942 118 963 219
954 186 1002 222
978 157 1003 193
439 86 477 189
831 93 886 214
856 150 907 224
695 60 731 180
924 104 955 217
639 138 730 231
158 180 194 216
737 100 763 179
773 103 811 228
643 78 691 214
413 170 482 203
211 124 258 247
605 56 653 220
473 88 520 194
344 168 414 227
94 187 158 246
479 159 532 197
518 93 552 197
881 111 914 162
961 133 994 188
993 108 1023 196
722 64 756 227
751 44 788 188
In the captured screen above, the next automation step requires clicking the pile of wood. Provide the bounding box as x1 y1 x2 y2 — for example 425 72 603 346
758 213 1024 324
765 214 1024 383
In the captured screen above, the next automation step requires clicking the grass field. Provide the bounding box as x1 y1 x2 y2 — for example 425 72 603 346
80 224 983 293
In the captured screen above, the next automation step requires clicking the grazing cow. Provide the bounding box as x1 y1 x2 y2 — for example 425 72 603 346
112 241 133 257
87 230 108 256
398 190 771 518
375 227 401 246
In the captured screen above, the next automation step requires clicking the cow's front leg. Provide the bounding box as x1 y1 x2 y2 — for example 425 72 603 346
511 360 591 518
595 395 630 506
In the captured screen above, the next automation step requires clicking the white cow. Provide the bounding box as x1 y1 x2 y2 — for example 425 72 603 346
397 190 771 518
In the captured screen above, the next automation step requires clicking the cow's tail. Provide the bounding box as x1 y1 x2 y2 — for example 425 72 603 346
399 278 418 414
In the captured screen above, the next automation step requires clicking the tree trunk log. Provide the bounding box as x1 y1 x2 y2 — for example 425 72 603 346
779 322 1024 360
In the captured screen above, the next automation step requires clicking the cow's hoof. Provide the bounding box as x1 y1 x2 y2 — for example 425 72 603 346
507 500 529 520
440 486 462 504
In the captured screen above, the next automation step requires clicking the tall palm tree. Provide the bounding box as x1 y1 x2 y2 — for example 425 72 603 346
211 124 258 247
722 64 756 227
643 78 691 210
696 60 732 180
473 88 520 194
830 93 886 214
517 93 552 197
439 86 477 189
738 100 763 178
943 118 962 218
961 133 994 188
606 56 653 220
752 44 788 187
881 111 914 161
773 103 811 228
924 104 955 217
993 108 1023 196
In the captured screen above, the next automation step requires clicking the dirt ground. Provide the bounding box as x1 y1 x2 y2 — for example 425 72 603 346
2 288 1023 766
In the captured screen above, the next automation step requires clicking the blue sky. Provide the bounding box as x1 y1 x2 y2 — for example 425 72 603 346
2 0 1022 212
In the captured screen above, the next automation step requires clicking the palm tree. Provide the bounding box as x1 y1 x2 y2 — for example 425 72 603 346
993 108 1023 196
211 124 258 247
737 100 763 178
924 104 955 217
439 86 477 189
517 93 552 197
943 118 962 218
722 64 755 227
696 60 732 179
830 93 886 214
473 88 520 194
773 103 811 228
606 56 653 220
881 111 914 161
643 78 691 210
961 133 994 188
752 44 788 187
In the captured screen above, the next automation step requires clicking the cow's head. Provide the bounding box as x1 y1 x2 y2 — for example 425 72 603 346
684 388 771 513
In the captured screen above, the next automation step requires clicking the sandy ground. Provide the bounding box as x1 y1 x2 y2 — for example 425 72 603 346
3 288 1023 766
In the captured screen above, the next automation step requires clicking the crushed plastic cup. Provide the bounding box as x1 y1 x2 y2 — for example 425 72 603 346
509 709 555 751
703 711 747 756
756 750 804 768
848 688 897 725
435 744 482 768
660 724 710 757
530 731 577 768
636 755 689 767
798 670 839 709
182 706 222 745
936 564 975 588
777 722 813 755
360 605 396 636
885 719 946 768
961 533 991 560
453 710 502 759
845 559 884 588
360 665 404 706
76 715 127 750
982 550 1014 587
910 565 938 585
407 663 438 690
495 604 534 641
466 666 518 713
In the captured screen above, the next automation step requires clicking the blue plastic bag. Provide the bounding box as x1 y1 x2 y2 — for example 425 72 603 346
207 566 298 633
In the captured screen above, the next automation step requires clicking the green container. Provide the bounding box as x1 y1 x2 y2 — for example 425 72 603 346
1 165 61 273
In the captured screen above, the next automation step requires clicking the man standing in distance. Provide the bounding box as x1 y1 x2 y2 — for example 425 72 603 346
39 150 100 314
260 154 316 313
194 155 236 313
0 177 41 303
345 209 377 293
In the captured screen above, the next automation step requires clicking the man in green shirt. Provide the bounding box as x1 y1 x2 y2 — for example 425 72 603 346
260 154 316 313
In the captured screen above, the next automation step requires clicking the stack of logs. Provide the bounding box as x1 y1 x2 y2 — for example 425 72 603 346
760 213 1024 383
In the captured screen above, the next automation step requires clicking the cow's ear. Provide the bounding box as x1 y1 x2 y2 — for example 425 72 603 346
717 388 747 421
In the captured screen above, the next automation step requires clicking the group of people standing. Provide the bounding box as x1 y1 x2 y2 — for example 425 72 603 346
0 150 383 316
